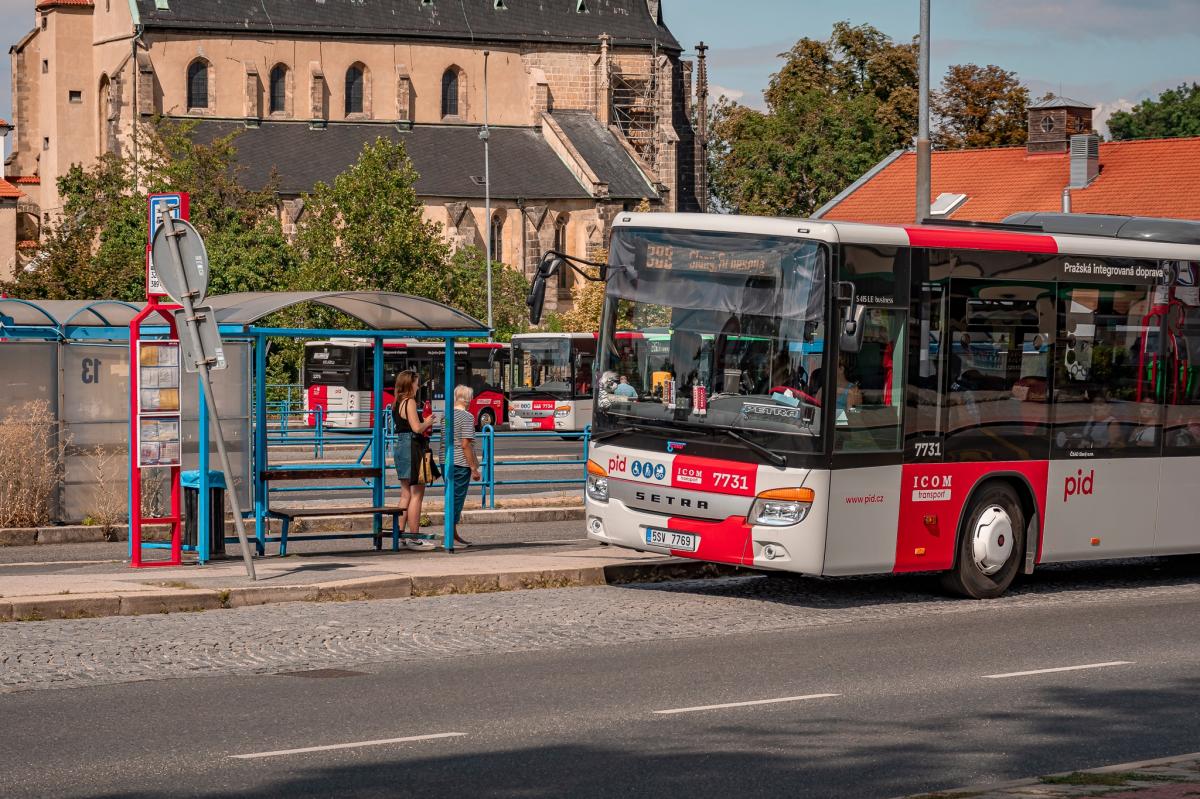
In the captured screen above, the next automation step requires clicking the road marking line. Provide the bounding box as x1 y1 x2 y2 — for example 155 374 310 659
982 661 1133 679
228 732 466 760
654 693 840 715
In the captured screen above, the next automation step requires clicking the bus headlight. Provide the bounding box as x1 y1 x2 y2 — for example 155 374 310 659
585 460 609 502
748 488 815 527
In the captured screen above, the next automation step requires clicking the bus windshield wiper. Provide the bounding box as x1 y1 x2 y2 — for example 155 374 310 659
722 428 787 468
591 419 698 444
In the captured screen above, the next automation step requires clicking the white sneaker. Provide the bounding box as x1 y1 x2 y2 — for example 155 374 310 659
405 538 436 551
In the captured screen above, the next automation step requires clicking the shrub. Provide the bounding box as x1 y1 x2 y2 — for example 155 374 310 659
0 401 63 528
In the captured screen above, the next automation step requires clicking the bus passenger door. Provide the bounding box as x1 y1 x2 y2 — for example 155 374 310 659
1043 282 1162 561
1156 266 1200 555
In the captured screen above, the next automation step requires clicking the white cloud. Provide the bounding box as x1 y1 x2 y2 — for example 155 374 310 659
709 84 746 105
1092 99 1136 138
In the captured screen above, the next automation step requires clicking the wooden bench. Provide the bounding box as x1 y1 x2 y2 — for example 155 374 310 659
259 466 426 556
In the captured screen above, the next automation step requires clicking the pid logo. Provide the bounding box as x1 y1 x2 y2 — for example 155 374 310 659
1064 469 1095 502
607 455 627 475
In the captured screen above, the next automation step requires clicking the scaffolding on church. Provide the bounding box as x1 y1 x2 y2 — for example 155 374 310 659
609 43 660 175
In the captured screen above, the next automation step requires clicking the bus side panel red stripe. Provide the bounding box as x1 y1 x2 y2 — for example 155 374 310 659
895 461 1049 573
904 227 1059 254
666 515 755 566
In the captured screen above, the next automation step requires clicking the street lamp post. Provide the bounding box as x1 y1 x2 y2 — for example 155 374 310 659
916 0 932 224
481 50 494 340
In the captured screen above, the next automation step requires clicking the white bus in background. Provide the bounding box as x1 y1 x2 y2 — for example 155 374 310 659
508 332 597 434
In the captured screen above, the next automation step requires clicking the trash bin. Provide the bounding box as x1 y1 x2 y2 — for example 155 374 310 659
181 470 226 557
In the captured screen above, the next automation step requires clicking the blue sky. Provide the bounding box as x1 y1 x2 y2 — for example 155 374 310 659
2 0 1199 135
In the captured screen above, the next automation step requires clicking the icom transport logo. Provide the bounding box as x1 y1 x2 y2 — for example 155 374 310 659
666 441 687 453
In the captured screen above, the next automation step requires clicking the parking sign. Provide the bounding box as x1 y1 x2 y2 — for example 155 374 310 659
146 193 189 299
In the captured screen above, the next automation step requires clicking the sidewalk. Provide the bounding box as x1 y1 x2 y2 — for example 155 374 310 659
0 540 737 622
904 752 1200 799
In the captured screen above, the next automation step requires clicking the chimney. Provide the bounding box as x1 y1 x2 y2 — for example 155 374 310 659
1069 134 1100 188
0 121 12 179
1027 94 1093 154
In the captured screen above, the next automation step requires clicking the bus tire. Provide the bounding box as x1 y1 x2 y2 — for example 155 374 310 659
942 483 1024 600
477 408 496 430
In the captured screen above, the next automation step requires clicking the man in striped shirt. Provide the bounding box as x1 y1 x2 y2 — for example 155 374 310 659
442 385 482 551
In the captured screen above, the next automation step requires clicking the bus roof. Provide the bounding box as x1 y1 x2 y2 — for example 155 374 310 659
613 212 1200 261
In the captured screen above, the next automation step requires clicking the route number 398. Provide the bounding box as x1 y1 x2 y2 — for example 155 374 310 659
713 472 749 490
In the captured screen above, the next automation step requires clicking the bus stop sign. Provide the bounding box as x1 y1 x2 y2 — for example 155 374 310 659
150 217 210 306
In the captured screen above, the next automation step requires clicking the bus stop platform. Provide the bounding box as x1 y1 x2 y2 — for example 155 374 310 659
0 541 737 622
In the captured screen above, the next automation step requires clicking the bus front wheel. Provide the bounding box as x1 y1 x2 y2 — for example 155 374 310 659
942 483 1023 600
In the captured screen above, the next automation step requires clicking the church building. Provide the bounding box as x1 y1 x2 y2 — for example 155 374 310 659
5 0 710 311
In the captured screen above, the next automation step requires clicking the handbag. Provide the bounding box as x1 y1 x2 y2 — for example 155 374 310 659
414 434 441 484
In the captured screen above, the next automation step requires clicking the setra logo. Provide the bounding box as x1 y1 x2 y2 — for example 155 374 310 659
1064 469 1095 502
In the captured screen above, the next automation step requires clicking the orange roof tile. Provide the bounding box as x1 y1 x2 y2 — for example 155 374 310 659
10 175 40 185
822 137 1200 224
35 0 94 8
0 118 10 128
17 240 40 250
0 179 21 200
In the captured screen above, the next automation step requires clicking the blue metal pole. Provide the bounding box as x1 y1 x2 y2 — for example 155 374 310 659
253 334 268 556
197 374 211 565
372 339 385 540
442 337 455 551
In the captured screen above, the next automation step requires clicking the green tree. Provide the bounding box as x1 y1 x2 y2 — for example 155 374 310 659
710 22 918 217
3 120 294 299
1107 83 1200 141
292 136 528 338
933 64 1029 148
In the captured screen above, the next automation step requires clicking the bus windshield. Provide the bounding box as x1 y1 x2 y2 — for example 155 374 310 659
597 228 828 454
512 338 574 396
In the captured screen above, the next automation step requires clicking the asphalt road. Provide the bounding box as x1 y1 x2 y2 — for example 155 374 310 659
3 557 1200 798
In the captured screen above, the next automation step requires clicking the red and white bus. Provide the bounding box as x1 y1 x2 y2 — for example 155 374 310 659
508 332 596 433
303 340 509 430
576 212 1200 598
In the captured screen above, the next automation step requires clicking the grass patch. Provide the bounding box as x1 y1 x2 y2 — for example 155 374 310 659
906 792 982 799
1041 771 1180 786
16 610 45 622
216 589 232 608
149 580 200 590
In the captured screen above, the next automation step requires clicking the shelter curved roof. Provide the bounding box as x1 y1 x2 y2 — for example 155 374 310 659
207 292 488 332
0 298 143 327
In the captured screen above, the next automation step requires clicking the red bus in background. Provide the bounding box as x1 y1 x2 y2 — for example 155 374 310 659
303 340 509 430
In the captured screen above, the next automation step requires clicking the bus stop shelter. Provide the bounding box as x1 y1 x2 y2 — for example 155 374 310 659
0 291 490 562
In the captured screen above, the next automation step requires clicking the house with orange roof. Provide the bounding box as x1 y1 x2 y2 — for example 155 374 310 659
815 96 1200 225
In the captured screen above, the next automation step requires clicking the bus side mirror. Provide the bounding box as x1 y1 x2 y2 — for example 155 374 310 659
837 281 865 354
526 253 562 325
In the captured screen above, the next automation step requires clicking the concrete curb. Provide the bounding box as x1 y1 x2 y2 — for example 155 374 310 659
0 558 741 623
1 505 585 547
892 750 1200 798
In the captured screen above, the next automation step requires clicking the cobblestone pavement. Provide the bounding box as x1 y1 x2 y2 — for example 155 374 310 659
2 557 1199 694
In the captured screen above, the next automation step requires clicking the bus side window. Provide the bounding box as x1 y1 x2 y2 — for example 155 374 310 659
1054 284 1162 454
1166 263 1200 450
834 308 907 452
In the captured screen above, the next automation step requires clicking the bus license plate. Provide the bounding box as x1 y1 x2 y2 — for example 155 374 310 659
645 528 699 552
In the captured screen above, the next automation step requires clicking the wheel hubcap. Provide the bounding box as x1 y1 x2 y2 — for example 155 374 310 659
971 504 1014 576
